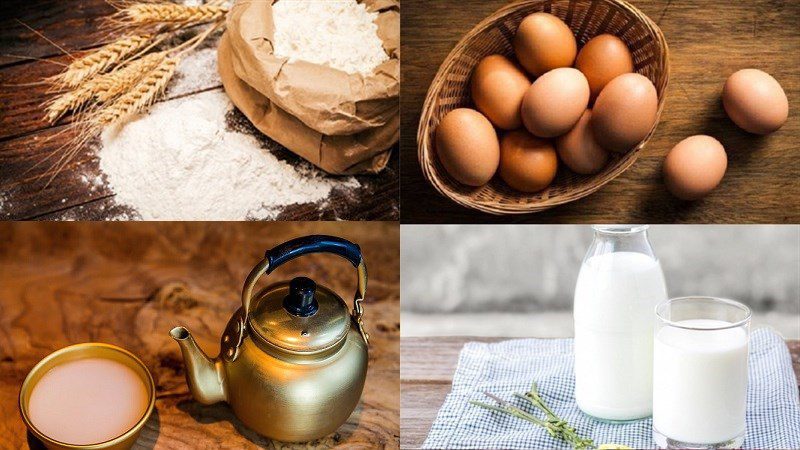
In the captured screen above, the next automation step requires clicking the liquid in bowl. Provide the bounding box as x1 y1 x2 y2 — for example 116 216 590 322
20 343 155 449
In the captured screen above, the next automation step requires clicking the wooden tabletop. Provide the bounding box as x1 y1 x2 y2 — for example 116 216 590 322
0 222 400 449
400 0 800 223
400 336 800 449
0 0 398 221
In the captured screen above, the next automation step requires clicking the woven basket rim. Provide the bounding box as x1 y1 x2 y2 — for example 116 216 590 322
417 0 671 215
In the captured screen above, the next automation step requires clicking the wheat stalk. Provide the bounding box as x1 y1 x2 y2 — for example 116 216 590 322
118 4 227 27
44 87 94 124
39 55 178 183
45 52 166 123
49 35 151 88
95 52 166 103
91 17 223 126
94 55 178 126
31 5 227 185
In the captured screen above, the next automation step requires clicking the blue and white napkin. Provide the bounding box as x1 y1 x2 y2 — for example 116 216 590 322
422 328 800 449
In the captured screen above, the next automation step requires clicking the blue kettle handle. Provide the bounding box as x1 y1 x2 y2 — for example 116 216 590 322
265 235 363 273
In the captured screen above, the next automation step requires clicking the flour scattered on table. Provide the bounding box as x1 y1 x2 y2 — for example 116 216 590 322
79 174 104 192
98 90 359 220
273 0 388 75
168 47 220 97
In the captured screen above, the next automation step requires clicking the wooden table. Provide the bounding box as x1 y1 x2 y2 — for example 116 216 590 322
0 0 398 221
400 0 800 223
0 222 400 449
400 337 800 449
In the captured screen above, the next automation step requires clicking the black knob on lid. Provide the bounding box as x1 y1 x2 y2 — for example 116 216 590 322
283 277 318 317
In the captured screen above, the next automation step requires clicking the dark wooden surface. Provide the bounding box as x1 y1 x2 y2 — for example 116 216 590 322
400 0 800 223
400 336 800 449
0 222 400 449
0 0 399 221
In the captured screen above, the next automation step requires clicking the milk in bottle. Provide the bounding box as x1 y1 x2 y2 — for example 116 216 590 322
573 225 667 421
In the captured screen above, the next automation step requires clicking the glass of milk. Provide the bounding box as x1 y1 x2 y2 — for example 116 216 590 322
653 297 751 449
574 225 667 422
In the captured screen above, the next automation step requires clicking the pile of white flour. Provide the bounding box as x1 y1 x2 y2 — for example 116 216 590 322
272 0 388 75
168 47 219 97
98 90 359 220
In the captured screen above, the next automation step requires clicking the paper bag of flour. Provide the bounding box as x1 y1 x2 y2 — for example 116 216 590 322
219 0 400 175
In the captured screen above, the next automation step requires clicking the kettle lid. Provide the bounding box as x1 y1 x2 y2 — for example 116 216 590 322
248 276 350 353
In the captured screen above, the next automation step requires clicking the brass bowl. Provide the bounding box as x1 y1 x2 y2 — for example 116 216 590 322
19 343 156 450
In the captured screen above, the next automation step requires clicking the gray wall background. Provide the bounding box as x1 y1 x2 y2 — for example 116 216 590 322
401 225 800 317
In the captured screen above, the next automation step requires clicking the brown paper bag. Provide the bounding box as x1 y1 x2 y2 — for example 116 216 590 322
219 0 400 174
218 35 396 174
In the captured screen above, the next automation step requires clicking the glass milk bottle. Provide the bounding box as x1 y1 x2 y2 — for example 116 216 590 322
573 225 667 421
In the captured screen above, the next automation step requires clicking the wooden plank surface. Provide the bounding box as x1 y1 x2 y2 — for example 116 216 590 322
0 0 116 67
400 337 800 449
0 222 400 449
400 0 800 223
0 1 399 221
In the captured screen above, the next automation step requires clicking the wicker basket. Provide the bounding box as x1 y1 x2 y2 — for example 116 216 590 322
417 0 669 215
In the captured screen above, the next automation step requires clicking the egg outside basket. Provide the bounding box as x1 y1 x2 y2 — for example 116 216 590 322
417 0 670 215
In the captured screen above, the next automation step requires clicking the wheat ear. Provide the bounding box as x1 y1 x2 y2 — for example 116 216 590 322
40 56 177 183
44 52 166 123
49 35 151 88
94 56 178 126
118 4 227 26
44 88 95 124
94 52 167 103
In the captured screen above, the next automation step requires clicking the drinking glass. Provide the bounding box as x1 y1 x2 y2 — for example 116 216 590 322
653 296 751 449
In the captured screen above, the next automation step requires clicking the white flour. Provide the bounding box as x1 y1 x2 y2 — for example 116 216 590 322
169 47 220 96
273 0 388 75
98 89 359 220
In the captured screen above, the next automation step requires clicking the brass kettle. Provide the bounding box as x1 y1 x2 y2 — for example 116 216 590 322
170 235 369 442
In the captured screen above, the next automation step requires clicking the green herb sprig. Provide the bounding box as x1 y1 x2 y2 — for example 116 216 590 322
470 382 595 450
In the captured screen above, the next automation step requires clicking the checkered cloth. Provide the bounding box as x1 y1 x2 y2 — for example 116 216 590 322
422 328 800 449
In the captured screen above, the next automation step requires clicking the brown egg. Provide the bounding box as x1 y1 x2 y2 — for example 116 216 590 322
591 73 658 152
520 68 590 138
435 108 500 186
663 135 727 200
513 12 577 76
722 69 789 135
575 34 634 101
470 55 531 130
555 109 609 175
499 129 558 192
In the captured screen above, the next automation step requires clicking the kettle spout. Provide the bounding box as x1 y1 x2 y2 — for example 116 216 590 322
170 326 227 405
